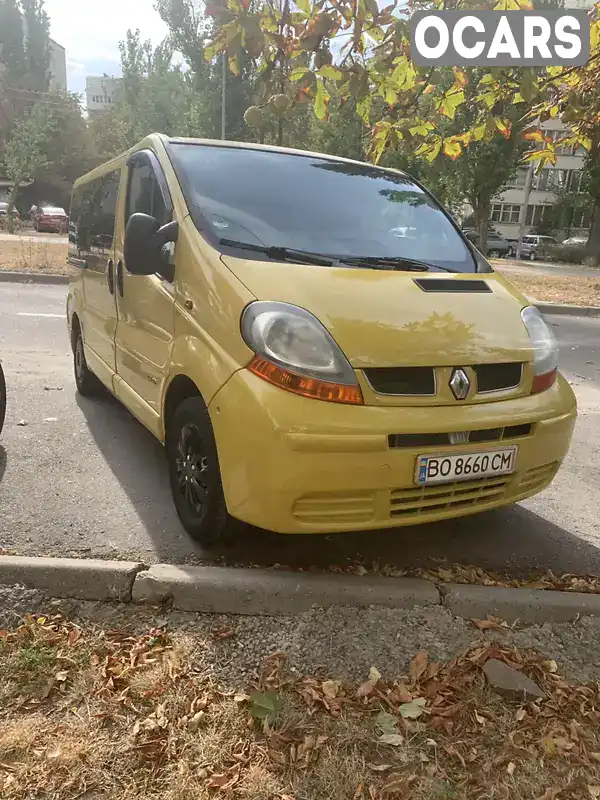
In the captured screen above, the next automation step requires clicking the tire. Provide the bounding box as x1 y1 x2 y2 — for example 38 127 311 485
530 252 536 261
73 325 102 397
488 249 500 258
166 397 229 547
507 247 514 257
0 362 6 436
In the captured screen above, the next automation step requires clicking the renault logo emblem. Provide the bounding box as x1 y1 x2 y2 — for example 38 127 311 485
449 368 470 400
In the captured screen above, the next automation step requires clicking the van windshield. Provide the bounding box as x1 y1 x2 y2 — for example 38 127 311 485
168 143 477 273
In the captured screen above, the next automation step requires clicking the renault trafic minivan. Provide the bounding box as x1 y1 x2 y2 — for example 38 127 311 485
67 134 576 545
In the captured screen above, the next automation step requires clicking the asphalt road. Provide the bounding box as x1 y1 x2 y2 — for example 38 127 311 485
1 282 599 578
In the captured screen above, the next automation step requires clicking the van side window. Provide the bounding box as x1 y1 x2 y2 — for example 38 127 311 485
127 160 167 226
91 171 120 254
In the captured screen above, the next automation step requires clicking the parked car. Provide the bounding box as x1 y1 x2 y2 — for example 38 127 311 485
67 134 576 546
520 235 557 261
0 360 5 436
561 236 588 247
463 228 512 258
33 205 68 233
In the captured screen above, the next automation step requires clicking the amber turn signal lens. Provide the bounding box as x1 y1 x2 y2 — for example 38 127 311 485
532 368 558 394
248 356 364 405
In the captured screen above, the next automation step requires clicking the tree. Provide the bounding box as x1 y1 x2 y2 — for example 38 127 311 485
2 102 52 229
207 0 600 260
0 0 50 91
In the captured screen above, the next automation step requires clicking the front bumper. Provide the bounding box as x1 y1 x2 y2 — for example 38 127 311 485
209 370 577 534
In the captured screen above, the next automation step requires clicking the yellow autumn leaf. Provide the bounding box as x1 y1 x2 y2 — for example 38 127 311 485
443 139 462 160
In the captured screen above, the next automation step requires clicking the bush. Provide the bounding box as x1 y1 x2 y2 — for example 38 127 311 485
539 243 586 264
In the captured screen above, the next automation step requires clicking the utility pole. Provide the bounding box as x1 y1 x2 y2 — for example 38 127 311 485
221 52 226 140
515 161 535 261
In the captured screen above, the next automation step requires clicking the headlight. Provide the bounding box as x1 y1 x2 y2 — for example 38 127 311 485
521 306 559 393
241 301 363 404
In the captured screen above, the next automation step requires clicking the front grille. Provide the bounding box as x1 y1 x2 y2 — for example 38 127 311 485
364 367 435 396
475 363 523 393
390 476 508 518
388 423 532 449
413 278 492 293
293 492 375 524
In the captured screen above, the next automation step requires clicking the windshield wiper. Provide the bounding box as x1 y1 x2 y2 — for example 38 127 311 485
340 255 454 273
219 238 338 267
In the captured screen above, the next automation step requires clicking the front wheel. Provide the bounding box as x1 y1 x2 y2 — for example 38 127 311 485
167 397 229 547
73 326 102 397
488 249 500 258
530 252 536 261
0 362 5 436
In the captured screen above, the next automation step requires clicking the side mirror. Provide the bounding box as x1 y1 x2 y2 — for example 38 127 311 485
124 213 178 280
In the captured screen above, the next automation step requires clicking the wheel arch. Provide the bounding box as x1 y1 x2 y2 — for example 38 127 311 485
162 374 204 443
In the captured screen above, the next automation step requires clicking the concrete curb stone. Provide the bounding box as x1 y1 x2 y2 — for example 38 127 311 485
131 564 440 615
0 556 144 601
3 556 600 625
441 583 600 624
0 271 70 285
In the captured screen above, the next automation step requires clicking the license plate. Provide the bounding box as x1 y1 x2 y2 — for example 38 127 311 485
415 447 517 486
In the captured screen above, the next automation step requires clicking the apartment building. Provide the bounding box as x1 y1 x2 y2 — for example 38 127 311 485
488 119 590 242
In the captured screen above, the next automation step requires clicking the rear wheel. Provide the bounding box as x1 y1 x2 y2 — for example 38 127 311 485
167 397 229 547
530 251 536 261
73 325 102 397
488 249 500 258
0 362 6 436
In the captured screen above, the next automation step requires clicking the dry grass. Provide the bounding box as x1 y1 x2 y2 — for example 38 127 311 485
0 238 72 275
1 614 600 800
497 270 600 307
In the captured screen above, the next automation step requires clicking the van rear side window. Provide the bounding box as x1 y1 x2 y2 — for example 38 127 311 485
69 170 120 261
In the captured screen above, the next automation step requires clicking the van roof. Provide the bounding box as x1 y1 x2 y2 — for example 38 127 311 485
73 133 411 189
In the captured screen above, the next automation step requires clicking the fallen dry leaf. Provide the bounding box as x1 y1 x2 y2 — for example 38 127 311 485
409 651 429 681
322 680 340 700
506 761 516 776
472 617 507 631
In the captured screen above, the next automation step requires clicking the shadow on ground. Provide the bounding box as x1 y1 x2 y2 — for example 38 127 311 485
79 392 600 578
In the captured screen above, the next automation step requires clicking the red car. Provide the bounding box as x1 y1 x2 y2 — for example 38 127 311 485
33 205 68 233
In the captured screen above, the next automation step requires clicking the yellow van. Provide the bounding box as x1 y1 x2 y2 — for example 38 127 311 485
67 134 576 545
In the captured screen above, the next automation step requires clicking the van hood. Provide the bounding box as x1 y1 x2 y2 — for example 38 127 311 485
222 256 533 368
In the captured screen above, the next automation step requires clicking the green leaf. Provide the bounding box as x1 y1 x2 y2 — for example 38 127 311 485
375 711 399 736
314 81 330 120
357 94 371 125
290 66 310 81
399 698 427 719
440 87 465 121
250 691 282 721
317 64 343 81
296 0 311 13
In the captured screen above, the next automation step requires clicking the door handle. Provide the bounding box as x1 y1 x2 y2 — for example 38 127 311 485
116 260 124 298
107 259 114 295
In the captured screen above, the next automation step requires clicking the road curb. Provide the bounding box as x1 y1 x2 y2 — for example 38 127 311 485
3 556 600 624
535 301 600 318
441 583 600 624
0 556 144 601
0 271 70 285
131 564 439 614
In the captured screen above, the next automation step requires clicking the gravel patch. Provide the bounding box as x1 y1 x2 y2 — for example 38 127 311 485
2 590 600 686
0 584 45 627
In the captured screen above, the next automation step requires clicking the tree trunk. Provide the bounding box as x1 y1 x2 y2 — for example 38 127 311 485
475 200 490 256
585 199 600 267
5 185 19 235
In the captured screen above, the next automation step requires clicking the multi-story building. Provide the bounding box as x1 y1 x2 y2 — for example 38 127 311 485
86 76 120 117
486 119 591 243
49 38 67 92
